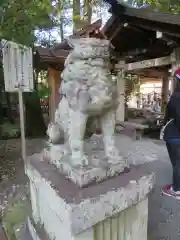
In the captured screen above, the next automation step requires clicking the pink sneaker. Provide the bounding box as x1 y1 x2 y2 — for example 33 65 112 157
161 184 180 199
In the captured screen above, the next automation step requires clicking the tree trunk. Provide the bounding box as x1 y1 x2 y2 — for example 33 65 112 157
0 90 3 124
5 92 14 123
87 4 92 24
24 70 46 138
24 91 46 138
59 17 64 41
73 0 81 33
0 67 4 124
83 0 92 24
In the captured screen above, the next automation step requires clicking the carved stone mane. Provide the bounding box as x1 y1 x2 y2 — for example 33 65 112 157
47 37 126 169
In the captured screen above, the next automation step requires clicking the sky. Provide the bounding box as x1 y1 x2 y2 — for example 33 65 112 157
36 4 111 44
61 6 111 38
41 0 148 43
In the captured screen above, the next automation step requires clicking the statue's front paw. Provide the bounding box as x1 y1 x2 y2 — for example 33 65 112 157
71 154 89 167
106 148 124 164
47 123 64 144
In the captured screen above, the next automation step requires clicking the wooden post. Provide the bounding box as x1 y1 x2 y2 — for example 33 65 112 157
48 68 61 122
116 61 125 122
161 72 169 113
18 89 26 161
170 48 180 95
169 76 174 95
49 72 56 122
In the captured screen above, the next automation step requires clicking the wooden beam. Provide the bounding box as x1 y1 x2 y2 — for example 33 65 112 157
101 15 117 36
163 34 180 45
128 69 167 78
115 56 172 71
115 48 180 72
48 68 61 122
109 25 122 41
120 4 180 26
130 20 180 38
156 33 177 46
156 31 162 39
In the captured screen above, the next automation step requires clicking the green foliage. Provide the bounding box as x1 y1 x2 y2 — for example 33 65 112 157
124 74 140 120
37 83 51 99
0 1 55 138
2 193 30 240
0 123 20 139
36 36 58 47
72 14 81 21
136 0 180 13
125 74 140 103
0 0 56 46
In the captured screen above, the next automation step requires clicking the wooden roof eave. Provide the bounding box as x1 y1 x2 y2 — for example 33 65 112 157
117 15 180 39
108 0 180 26
35 19 103 65
102 15 117 36
122 5 180 26
33 47 69 70
104 1 180 48
102 3 180 63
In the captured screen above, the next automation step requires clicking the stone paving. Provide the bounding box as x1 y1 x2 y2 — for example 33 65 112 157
116 136 179 240
94 135 179 240
0 135 179 239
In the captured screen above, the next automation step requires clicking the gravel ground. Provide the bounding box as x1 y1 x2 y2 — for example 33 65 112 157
0 135 179 239
0 138 46 217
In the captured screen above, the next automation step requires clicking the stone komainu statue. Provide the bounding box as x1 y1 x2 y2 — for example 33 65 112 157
47 37 122 166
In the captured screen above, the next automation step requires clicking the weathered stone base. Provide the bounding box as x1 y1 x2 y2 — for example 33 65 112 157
26 153 155 240
20 197 148 240
44 146 129 187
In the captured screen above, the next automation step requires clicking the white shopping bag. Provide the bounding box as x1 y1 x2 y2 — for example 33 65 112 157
160 119 173 140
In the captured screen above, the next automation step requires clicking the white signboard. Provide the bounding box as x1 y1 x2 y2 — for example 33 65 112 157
1 39 34 160
2 39 34 92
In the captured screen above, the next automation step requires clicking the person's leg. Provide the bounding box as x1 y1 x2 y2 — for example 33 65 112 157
166 142 176 164
164 141 180 194
171 142 180 191
166 142 176 188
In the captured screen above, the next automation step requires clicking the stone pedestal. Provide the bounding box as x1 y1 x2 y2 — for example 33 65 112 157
22 153 155 240
43 145 129 187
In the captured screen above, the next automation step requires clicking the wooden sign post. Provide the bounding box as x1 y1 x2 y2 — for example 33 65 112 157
18 88 26 160
1 39 34 161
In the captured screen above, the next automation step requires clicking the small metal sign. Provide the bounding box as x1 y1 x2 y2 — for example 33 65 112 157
1 39 34 92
